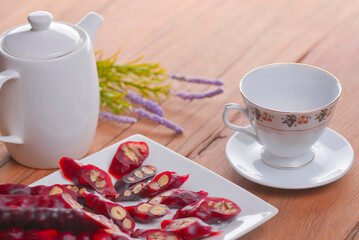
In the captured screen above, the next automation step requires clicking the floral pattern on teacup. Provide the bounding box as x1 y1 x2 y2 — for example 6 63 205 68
316 109 327 122
315 107 333 122
251 108 275 122
248 104 336 130
282 115 297 127
281 114 311 127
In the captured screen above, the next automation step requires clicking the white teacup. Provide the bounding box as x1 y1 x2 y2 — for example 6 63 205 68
223 63 341 168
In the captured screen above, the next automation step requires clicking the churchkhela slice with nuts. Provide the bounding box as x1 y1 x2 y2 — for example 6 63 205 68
173 197 241 224
148 189 208 208
37 184 79 201
114 182 148 202
64 184 89 194
0 207 121 234
63 184 92 206
109 141 149 179
161 217 222 240
82 191 135 234
125 202 172 223
114 165 156 192
59 157 118 198
0 193 82 209
131 229 183 240
142 171 190 197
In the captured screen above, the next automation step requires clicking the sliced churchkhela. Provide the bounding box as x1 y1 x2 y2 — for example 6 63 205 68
59 157 118 197
148 189 208 208
161 217 222 240
114 165 156 192
82 191 135 234
173 197 241 224
63 184 91 205
64 184 90 196
125 202 171 223
142 171 190 197
0 208 121 234
113 182 148 202
109 141 149 179
39 184 79 201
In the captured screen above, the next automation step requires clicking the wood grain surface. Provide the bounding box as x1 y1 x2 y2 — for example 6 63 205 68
0 1 358 239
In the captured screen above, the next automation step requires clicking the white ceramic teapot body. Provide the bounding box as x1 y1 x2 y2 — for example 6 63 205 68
0 12 103 169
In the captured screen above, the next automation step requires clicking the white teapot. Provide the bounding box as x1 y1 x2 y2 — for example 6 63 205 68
0 11 103 169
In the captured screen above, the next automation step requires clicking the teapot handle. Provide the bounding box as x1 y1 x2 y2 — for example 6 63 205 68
0 70 23 144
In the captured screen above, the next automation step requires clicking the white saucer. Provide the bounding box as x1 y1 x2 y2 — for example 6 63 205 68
225 127 354 189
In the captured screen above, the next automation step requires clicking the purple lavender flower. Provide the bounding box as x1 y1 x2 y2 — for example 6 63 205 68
170 74 224 86
175 87 223 101
132 107 183 133
126 90 164 117
99 111 137 123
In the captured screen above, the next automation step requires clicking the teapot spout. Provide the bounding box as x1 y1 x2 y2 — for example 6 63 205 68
77 12 103 45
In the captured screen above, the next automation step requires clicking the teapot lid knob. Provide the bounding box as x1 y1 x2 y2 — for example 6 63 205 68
28 11 52 31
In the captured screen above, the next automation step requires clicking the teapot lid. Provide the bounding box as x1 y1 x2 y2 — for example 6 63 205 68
3 11 80 60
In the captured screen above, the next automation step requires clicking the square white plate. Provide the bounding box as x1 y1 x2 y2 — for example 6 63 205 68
31 134 278 239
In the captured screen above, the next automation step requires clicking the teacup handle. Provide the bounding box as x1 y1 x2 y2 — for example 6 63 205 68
222 103 261 143
0 70 23 145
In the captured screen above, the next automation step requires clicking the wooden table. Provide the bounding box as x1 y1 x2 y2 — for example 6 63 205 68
0 0 358 239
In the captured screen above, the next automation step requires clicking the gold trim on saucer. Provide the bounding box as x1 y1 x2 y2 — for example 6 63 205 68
266 150 308 159
261 153 315 169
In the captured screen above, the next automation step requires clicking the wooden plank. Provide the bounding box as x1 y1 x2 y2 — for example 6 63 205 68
0 161 36 183
93 0 214 61
347 222 359 240
19 169 57 186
